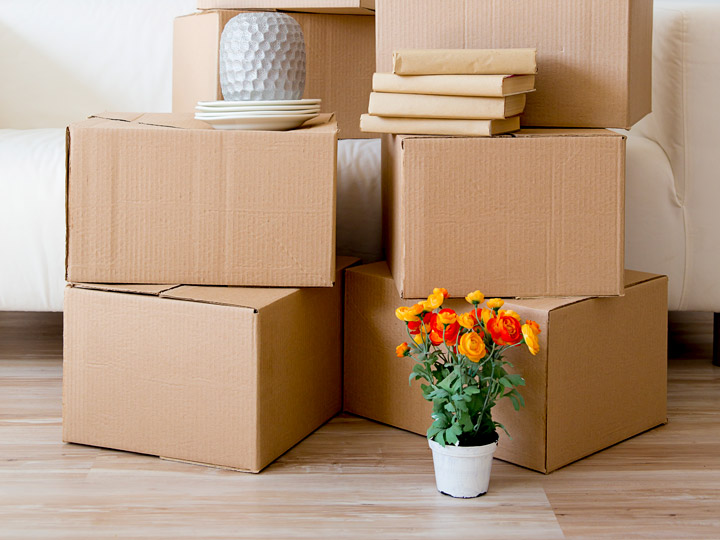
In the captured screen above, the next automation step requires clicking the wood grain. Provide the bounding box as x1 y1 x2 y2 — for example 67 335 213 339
1 311 719 539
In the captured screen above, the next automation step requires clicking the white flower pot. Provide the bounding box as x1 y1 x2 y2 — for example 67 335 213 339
428 438 498 498
220 12 306 101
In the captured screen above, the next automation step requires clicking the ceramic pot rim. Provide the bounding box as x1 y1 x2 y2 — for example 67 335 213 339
428 438 498 458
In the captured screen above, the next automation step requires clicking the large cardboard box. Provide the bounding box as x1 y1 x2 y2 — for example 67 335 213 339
382 129 626 298
173 9 375 139
63 257 356 473
196 0 375 14
343 261 668 473
66 113 337 287
375 0 653 129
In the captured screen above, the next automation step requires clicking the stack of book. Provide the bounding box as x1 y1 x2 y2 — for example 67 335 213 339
360 48 537 136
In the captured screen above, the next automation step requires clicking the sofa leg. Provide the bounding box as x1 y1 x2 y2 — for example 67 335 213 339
714 313 720 367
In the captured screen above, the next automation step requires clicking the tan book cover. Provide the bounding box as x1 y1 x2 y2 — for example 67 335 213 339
372 73 535 97
367 92 526 119
360 114 520 136
392 48 537 75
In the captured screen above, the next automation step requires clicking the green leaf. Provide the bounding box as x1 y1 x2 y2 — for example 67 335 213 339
445 428 458 445
436 431 445 447
505 373 525 387
464 386 481 395
437 371 458 392
427 425 442 438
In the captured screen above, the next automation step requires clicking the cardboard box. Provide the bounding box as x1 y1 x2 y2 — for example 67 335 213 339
63 257 356 473
196 0 375 14
66 112 337 287
173 10 375 139
375 0 653 128
343 261 668 473
382 129 626 298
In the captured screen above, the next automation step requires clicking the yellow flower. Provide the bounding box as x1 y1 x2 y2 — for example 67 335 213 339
458 331 486 362
396 342 410 357
480 308 493 325
465 290 484 305
499 309 521 321
521 324 540 356
436 308 457 326
413 333 425 346
433 287 449 299
395 305 420 322
457 312 477 329
423 291 444 311
487 298 505 310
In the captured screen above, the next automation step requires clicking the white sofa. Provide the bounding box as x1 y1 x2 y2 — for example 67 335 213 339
2 1 719 361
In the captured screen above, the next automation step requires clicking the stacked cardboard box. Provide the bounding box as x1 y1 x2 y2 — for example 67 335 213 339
62 105 353 471
343 0 668 474
173 2 376 138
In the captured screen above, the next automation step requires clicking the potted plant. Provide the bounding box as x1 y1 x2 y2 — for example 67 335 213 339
395 288 540 498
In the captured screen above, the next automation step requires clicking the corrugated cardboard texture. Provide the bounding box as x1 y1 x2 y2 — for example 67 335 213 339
196 0 375 14
173 10 375 139
382 129 626 299
343 261 668 473
375 0 652 128
66 113 337 287
63 258 356 472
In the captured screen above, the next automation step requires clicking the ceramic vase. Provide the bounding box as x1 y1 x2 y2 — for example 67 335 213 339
219 12 306 101
428 438 498 498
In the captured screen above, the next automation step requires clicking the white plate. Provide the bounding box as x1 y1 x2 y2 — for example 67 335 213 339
196 104 322 113
195 109 320 119
197 98 321 108
199 113 319 131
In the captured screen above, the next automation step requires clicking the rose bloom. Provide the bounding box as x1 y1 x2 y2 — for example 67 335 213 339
457 311 477 329
521 323 540 355
395 342 410 357
499 309 521 321
395 306 420 322
458 331 486 362
423 291 445 311
525 319 541 334
487 314 523 346
430 314 460 345
433 287 450 299
436 308 457 326
465 290 485 305
486 298 505 310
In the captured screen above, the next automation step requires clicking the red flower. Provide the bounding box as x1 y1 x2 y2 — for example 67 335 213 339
487 314 523 346
430 312 460 346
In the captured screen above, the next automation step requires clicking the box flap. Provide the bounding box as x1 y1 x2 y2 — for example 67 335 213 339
69 283 180 296
160 286 298 311
624 269 664 288
195 0 375 14
89 112 144 122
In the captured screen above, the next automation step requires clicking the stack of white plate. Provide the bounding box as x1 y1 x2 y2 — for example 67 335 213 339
195 99 321 131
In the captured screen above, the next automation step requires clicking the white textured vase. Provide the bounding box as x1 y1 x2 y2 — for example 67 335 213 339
428 439 498 498
220 12 306 101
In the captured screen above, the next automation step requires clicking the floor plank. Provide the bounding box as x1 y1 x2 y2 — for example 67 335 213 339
1 312 719 539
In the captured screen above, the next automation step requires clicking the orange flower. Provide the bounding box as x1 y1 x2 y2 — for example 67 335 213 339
395 305 421 322
457 311 477 330
487 314 523 346
499 309 521 321
436 308 457 326
487 298 505 310
521 324 540 356
423 291 445 311
428 312 460 346
458 331 487 362
525 319 541 334
396 342 410 357
465 290 484 305
433 287 450 299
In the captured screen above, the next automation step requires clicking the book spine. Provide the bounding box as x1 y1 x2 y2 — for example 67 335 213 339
393 49 537 75
360 115 494 136
368 92 509 119
373 73 505 97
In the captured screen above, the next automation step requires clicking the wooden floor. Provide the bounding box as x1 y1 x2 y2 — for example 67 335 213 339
1 311 719 539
